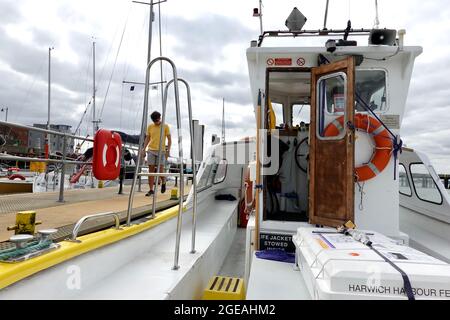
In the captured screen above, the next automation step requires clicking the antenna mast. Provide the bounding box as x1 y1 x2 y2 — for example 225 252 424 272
323 0 330 30
374 0 380 28
253 1 264 35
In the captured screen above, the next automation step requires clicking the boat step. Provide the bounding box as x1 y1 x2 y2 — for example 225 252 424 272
202 276 245 300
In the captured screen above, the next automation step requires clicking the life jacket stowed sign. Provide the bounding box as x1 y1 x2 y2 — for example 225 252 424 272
93 129 122 180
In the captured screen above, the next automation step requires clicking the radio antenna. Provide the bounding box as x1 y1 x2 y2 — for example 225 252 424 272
374 0 380 28
323 0 330 30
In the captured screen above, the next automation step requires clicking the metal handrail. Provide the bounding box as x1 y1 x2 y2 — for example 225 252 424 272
161 78 198 254
138 172 193 177
69 212 121 242
0 119 94 142
1 119 141 201
0 154 91 165
125 56 186 271
0 119 140 151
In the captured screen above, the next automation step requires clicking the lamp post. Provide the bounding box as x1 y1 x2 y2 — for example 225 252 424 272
0 107 7 121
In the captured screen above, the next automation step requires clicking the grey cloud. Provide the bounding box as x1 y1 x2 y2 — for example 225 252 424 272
0 0 23 24
208 114 255 130
167 14 254 62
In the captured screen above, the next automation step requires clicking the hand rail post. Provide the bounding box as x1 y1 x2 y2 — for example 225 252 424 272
126 57 181 234
69 212 120 242
58 135 67 202
163 78 198 254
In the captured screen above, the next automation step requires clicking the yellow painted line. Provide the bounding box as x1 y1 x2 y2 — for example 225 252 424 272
0 205 185 290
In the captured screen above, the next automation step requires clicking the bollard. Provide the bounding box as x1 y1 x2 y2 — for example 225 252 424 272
7 211 42 235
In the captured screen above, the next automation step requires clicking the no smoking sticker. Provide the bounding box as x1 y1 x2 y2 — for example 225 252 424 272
297 57 305 66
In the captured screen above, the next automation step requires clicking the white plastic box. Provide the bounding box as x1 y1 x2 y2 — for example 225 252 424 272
293 227 450 300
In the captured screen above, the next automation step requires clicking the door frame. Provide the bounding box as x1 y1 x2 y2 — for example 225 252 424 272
309 56 355 227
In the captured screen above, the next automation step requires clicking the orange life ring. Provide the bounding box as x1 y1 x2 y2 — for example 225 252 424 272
238 168 254 228
92 129 122 180
8 174 26 180
324 113 393 182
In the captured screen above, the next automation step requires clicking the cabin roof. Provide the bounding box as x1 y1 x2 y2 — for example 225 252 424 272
247 45 423 60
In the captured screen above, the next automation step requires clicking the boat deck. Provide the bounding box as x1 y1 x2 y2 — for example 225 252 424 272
0 181 190 248
246 253 311 300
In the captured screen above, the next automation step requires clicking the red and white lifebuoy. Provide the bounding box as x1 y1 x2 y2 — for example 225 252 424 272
238 167 254 228
324 113 393 182
8 174 26 181
92 129 122 180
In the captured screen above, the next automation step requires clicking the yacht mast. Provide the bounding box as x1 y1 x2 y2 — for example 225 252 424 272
45 46 53 158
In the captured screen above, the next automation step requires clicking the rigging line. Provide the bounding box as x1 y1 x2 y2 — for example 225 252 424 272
120 82 124 130
17 56 46 120
97 2 132 93
74 99 92 135
123 8 147 81
98 7 131 120
83 43 92 109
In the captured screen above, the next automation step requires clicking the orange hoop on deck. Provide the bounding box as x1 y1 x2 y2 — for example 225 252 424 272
324 113 393 182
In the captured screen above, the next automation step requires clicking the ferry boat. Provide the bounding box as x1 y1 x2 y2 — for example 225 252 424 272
0 4 449 301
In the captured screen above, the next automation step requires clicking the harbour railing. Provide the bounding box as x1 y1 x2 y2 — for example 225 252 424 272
0 119 138 201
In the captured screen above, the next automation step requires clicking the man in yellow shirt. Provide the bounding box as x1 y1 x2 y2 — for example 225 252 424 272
143 111 171 196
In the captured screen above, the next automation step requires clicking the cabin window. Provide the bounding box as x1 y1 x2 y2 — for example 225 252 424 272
292 103 311 126
355 70 387 112
317 72 347 139
213 159 227 184
207 160 218 186
410 163 443 204
197 161 213 190
270 102 284 127
399 164 412 196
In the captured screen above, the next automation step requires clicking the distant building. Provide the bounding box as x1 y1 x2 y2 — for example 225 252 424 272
0 124 29 155
30 124 75 155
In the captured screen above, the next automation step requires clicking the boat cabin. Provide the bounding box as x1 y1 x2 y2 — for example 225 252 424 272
246 31 423 248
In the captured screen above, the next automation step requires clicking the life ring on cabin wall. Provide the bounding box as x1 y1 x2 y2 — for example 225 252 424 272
92 129 122 180
244 169 255 214
324 113 393 182
8 174 26 181
238 168 254 228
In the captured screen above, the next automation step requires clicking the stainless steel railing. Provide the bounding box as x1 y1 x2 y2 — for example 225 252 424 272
0 119 138 202
125 56 197 270
161 78 198 254
69 212 121 242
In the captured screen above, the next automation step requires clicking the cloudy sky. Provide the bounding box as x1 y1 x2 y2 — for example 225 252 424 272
0 0 449 172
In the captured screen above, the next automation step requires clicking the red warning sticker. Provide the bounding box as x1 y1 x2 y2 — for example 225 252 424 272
274 58 292 66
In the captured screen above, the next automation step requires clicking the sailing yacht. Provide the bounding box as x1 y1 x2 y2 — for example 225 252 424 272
0 3 450 300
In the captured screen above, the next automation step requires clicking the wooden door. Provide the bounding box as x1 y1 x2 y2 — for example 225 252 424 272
309 56 355 227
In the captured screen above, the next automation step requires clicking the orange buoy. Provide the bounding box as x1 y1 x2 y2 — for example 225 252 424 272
8 174 26 181
92 129 122 180
324 113 393 182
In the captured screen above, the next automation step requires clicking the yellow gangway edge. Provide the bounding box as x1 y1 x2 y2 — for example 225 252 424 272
203 276 246 300
0 204 187 290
